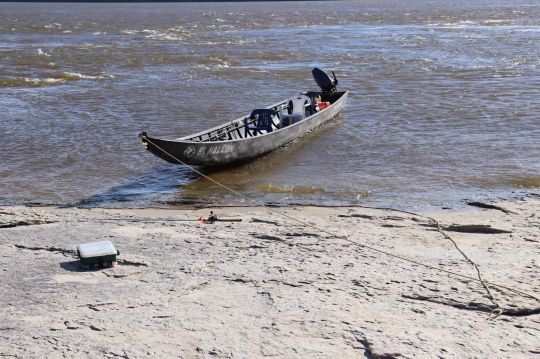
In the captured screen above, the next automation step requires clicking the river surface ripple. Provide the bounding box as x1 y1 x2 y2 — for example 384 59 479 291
1 0 539 209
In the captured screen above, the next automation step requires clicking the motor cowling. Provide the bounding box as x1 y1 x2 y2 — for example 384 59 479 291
312 68 338 96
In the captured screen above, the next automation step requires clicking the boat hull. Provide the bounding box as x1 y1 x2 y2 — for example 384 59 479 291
141 91 348 167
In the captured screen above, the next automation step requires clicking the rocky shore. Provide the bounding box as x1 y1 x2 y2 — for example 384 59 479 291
1 198 539 358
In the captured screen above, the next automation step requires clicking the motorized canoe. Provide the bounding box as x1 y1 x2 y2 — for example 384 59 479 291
139 68 348 167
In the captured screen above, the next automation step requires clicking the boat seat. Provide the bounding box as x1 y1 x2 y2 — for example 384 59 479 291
280 95 311 127
277 104 289 127
245 109 277 136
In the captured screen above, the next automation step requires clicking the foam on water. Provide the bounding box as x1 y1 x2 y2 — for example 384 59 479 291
0 71 114 88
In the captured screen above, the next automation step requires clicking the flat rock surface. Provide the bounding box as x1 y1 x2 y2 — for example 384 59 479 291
0 199 539 358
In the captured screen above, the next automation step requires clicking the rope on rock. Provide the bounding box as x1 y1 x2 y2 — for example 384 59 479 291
423 217 503 314
350 206 505 313
142 137 540 314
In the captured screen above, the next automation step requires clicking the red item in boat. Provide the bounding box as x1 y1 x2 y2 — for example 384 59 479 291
318 101 331 110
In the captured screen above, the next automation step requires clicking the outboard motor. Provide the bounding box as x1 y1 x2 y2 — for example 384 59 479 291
312 68 338 97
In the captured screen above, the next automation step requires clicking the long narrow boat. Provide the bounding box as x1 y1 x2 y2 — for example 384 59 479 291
139 68 348 167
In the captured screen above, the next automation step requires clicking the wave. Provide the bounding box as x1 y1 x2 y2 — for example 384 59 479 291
148 53 193 65
121 29 138 35
122 27 194 42
196 38 256 46
44 22 62 30
254 182 326 195
506 177 540 188
0 71 114 88
252 183 371 202
37 48 50 57
427 19 533 29
0 77 64 87
55 71 114 80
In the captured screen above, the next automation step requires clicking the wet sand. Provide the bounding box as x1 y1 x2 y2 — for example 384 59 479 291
1 197 539 358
